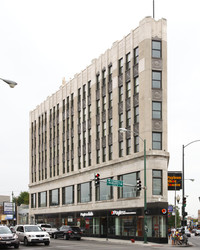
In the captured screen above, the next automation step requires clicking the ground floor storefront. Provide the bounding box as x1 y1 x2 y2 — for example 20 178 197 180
34 202 168 243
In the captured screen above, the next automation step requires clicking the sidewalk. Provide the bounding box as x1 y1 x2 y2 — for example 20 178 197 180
82 237 193 247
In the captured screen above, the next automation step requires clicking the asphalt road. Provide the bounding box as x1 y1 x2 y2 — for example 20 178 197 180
7 235 200 250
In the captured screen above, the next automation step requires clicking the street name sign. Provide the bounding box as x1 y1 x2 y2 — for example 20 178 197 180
107 179 123 187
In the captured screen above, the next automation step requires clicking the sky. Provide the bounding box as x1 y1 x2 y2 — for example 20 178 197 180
0 0 200 218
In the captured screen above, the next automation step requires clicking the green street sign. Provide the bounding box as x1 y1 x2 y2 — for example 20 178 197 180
107 179 123 187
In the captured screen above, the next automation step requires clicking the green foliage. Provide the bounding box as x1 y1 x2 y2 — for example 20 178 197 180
13 191 29 206
168 205 181 228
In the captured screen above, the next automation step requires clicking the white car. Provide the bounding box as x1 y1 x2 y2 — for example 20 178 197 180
15 225 50 246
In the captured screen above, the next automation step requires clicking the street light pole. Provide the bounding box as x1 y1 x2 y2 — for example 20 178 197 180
0 78 18 88
182 140 200 230
119 128 147 243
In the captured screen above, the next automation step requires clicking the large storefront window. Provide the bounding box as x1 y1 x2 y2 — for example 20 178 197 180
77 182 92 203
95 178 113 201
62 185 74 204
118 172 140 198
49 188 60 206
146 216 167 238
38 191 47 207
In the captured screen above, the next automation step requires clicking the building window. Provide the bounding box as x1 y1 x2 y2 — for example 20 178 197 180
96 74 100 90
108 92 112 108
152 132 162 150
83 84 86 100
38 191 47 207
134 135 139 153
119 113 123 129
96 100 100 114
118 172 140 198
119 86 123 102
31 193 36 208
108 65 112 82
77 182 92 203
109 145 113 160
96 178 113 201
134 47 139 65
126 110 131 128
62 185 74 205
96 149 100 164
102 96 106 111
109 118 113 134
102 147 106 162
96 124 100 139
152 101 162 119
152 40 161 58
152 170 162 195
88 152 91 166
102 70 106 86
119 58 123 75
152 71 162 89
126 138 131 155
134 77 139 94
134 106 139 123
119 141 123 157
126 81 131 98
126 52 131 71
49 188 60 206
102 122 106 137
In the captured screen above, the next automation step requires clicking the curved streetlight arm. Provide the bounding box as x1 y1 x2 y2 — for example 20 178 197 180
184 140 200 149
118 128 144 142
0 78 18 88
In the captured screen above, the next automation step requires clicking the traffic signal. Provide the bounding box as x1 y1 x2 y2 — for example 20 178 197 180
136 178 142 191
94 173 100 186
183 197 186 207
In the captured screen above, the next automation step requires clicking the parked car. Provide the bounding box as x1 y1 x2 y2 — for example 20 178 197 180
37 224 57 237
195 229 200 236
52 225 82 240
15 224 50 246
0 225 20 248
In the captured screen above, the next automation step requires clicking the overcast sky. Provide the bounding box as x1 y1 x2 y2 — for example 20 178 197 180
0 0 200 218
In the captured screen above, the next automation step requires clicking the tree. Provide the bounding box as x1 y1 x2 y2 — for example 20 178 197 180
168 205 181 228
13 191 29 206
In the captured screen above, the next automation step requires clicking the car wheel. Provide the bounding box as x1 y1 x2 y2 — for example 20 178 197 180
24 237 29 246
44 241 50 246
64 234 69 240
54 234 57 239
77 238 81 241
14 244 19 249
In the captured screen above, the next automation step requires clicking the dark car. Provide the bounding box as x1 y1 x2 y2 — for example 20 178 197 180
53 226 82 240
0 225 20 248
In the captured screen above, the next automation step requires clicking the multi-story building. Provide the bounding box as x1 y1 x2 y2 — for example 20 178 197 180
29 17 169 243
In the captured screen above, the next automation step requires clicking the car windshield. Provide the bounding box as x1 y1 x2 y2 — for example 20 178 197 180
0 227 12 234
25 226 42 232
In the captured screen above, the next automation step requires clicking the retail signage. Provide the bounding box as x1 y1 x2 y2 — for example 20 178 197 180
168 171 182 190
107 179 123 187
3 202 15 215
80 212 94 217
111 210 136 216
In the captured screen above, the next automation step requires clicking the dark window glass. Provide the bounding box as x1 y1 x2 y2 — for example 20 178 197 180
152 170 162 195
152 132 162 150
152 40 161 58
49 188 60 206
96 178 113 201
62 186 74 204
152 101 162 119
152 71 162 89
118 172 140 198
